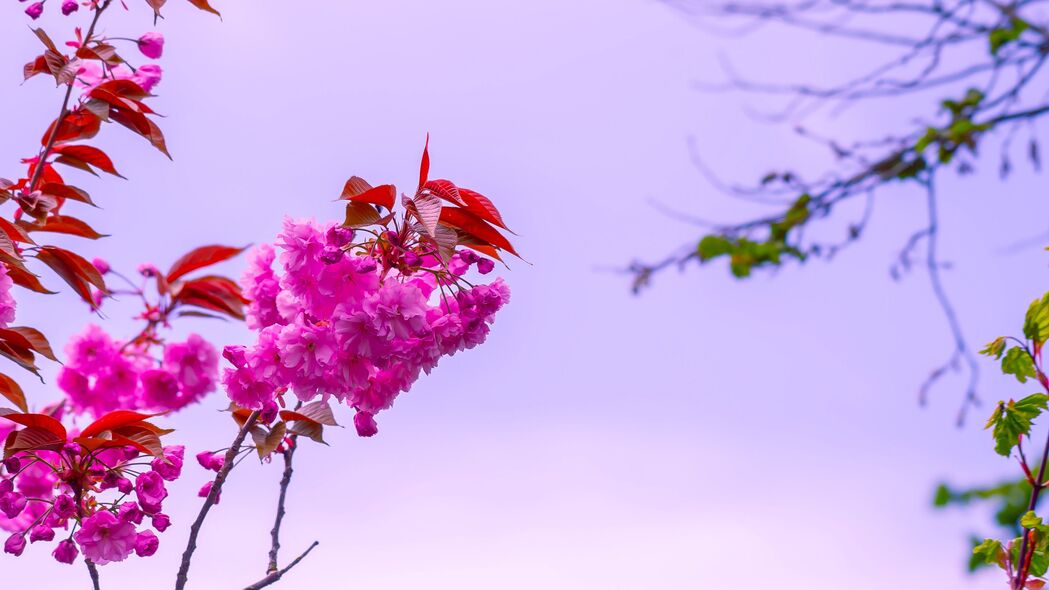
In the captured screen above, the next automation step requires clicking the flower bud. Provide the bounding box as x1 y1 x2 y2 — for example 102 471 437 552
24 2 44 19
137 32 164 59
476 258 496 275
90 258 110 275
29 524 54 543
4 533 25 556
61 0 78 15
353 411 378 437
52 539 78 564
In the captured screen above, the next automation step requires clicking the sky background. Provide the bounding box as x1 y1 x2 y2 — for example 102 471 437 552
0 0 1045 588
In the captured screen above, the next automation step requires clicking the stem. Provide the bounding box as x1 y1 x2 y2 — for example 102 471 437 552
28 0 113 193
267 435 298 573
1014 425 1049 589
86 559 101 590
243 541 319 590
174 410 260 590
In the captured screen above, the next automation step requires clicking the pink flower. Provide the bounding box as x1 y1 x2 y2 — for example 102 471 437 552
29 524 54 543
151 513 171 532
198 481 219 504
150 446 184 481
137 32 164 59
222 365 275 410
91 258 109 274
195 451 224 472
139 369 183 411
134 471 167 514
353 411 378 437
242 244 282 329
163 334 219 401
74 511 137 565
117 502 143 525
4 532 25 556
61 0 78 15
0 264 15 328
24 1 44 19
0 492 25 519
134 531 158 557
53 539 78 564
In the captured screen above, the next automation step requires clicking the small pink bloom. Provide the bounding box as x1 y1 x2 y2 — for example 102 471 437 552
0 492 26 519
150 445 184 481
151 513 171 532
25 2 44 19
197 481 219 504
195 451 224 473
91 258 109 274
134 530 158 557
137 32 164 59
4 532 25 556
61 0 78 15
53 539 78 564
135 471 167 514
74 511 136 565
117 502 143 525
354 411 378 437
29 524 54 543
477 258 495 274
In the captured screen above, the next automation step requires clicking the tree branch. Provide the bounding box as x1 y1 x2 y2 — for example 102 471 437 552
86 559 101 590
243 541 319 590
174 410 260 590
267 435 298 573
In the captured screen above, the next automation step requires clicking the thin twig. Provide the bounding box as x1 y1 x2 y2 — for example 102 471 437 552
267 435 298 573
243 541 320 590
174 410 260 590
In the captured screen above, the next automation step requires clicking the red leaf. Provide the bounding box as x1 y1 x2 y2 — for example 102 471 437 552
80 411 158 438
4 427 64 460
439 207 518 256
44 110 101 145
0 220 31 245
419 133 430 190
0 409 67 439
36 246 107 308
343 202 383 228
173 276 247 320
24 55 49 81
39 183 94 207
5 263 54 294
342 184 396 210
2 327 56 361
0 373 27 413
187 0 221 16
457 187 512 232
30 215 106 240
166 245 246 283
52 145 122 177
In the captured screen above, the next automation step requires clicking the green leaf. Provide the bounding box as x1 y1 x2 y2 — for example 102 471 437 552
986 394 1049 456
981 336 1007 359
1025 292 1049 344
697 235 733 262
1003 347 1038 384
973 538 1006 570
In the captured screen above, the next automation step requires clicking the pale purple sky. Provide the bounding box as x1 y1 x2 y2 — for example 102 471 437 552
0 1 1041 588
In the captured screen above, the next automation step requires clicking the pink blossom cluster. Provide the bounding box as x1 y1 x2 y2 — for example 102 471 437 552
0 263 16 328
0 422 180 566
224 218 510 436
57 325 219 417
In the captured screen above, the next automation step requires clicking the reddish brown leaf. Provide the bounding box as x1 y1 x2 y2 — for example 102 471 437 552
36 246 107 308
250 421 286 459
39 183 94 207
457 187 512 232
0 219 36 245
187 0 221 16
30 215 106 239
53 145 122 177
287 420 325 445
343 184 396 210
4 427 64 460
0 373 27 413
419 133 430 189
44 110 101 145
0 339 40 377
340 176 374 200
439 207 518 256
343 202 383 228
166 245 245 283
297 401 340 426
0 409 67 439
3 327 56 362
23 55 49 81
80 411 159 438
31 28 57 52
5 263 54 294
